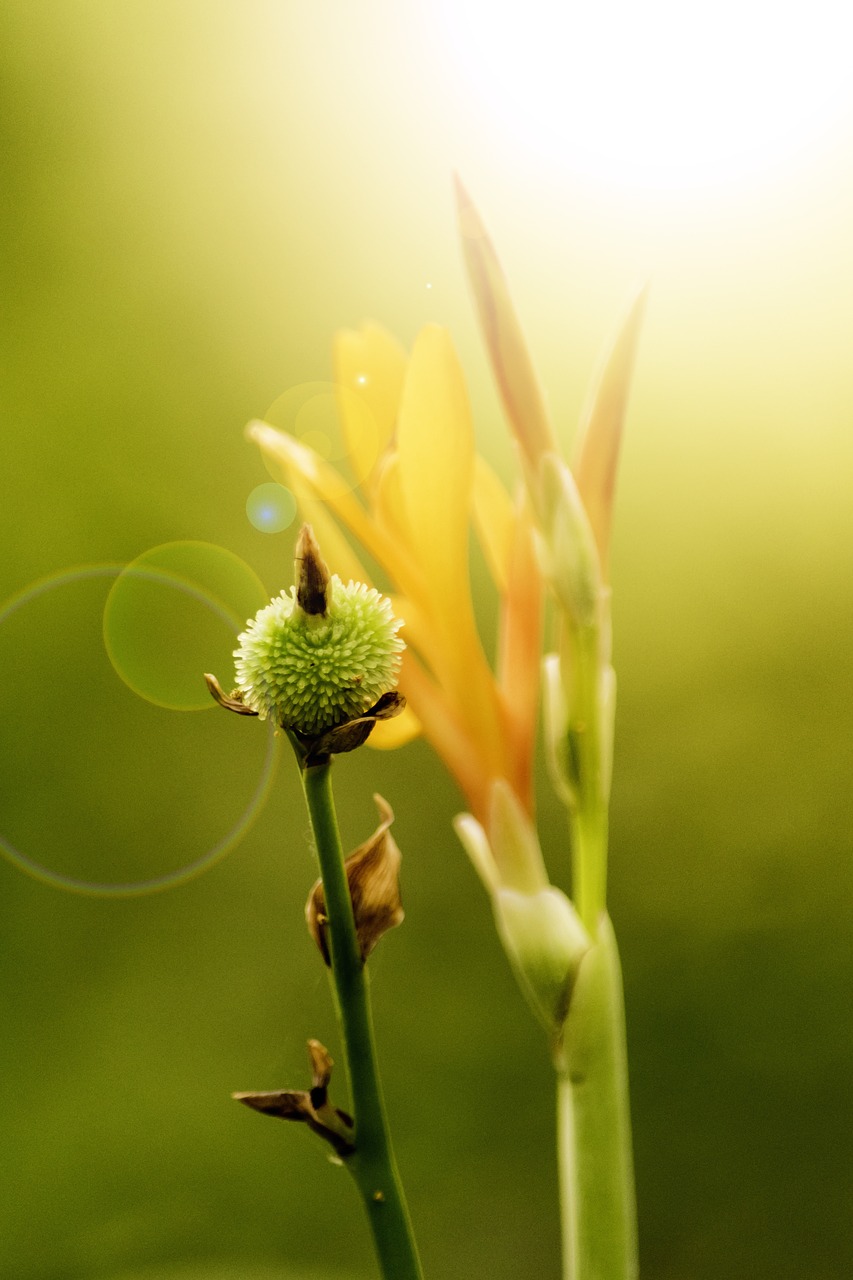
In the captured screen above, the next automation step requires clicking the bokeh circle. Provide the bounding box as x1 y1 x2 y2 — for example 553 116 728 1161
246 482 298 534
103 542 269 711
262 381 380 497
0 562 279 897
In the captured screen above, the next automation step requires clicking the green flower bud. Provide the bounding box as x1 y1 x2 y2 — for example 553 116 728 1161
494 884 590 1034
538 452 602 630
233 527 404 735
454 784 591 1035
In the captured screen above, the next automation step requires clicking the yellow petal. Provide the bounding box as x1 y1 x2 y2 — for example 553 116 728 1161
396 324 474 622
395 326 504 771
367 704 422 750
333 385 384 492
248 420 422 600
472 454 514 596
386 593 433 668
372 449 413 550
387 587 481 749
454 175 557 475
572 284 649 581
333 323 407 487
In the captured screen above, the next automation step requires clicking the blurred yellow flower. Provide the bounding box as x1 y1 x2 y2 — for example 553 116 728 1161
247 182 646 921
247 321 541 830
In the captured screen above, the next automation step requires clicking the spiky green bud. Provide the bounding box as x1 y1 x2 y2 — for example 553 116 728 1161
233 527 404 735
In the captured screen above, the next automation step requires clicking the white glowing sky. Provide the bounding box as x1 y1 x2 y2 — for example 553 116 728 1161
439 0 853 191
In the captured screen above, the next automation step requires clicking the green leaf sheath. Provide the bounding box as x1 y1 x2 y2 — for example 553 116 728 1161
556 914 638 1280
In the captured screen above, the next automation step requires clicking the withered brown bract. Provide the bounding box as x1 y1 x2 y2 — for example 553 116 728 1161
306 794 404 965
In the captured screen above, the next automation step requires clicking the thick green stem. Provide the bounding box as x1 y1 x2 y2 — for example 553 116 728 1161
555 914 637 1280
301 761 424 1280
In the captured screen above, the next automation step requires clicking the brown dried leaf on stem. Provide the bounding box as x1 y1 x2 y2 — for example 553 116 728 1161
307 794 404 965
233 1039 355 1157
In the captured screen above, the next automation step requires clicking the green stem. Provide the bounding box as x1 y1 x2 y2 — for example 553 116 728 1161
301 760 424 1280
569 803 608 938
566 623 609 934
555 914 638 1280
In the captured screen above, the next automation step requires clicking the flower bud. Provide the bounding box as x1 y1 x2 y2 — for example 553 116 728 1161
232 524 404 735
494 884 590 1034
454 789 591 1035
537 453 601 631
542 652 576 807
294 523 331 617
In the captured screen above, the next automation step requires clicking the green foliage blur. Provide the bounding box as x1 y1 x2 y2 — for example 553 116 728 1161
2 3 852 1278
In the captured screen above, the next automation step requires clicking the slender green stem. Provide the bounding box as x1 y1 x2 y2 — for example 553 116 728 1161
300 760 424 1280
569 803 608 938
558 601 636 1278
555 914 638 1280
565 622 609 934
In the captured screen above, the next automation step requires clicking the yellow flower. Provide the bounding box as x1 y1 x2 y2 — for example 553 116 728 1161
244 186 648 1022
247 322 542 830
246 182 646 926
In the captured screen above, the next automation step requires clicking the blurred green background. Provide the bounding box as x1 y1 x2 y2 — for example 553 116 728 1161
2 2 852 1278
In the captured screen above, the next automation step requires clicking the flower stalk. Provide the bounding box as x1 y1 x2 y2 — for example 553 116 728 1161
299 759 423 1280
212 526 422 1280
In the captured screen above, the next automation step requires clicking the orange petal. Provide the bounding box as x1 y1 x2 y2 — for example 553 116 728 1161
396 650 491 822
497 495 542 815
455 175 558 475
572 284 649 581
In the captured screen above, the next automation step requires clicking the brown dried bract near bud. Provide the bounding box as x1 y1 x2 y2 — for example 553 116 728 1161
307 794 404 965
298 690 407 765
233 1038 355 1157
295 522 331 617
203 673 259 716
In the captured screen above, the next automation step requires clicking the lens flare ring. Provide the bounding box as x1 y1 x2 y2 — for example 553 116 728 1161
103 541 269 711
0 563 279 898
260 381 381 498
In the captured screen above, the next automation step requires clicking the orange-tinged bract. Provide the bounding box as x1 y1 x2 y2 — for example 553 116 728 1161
454 175 647 583
454 174 558 480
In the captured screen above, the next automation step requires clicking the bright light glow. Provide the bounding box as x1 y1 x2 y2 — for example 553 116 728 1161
441 0 853 191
